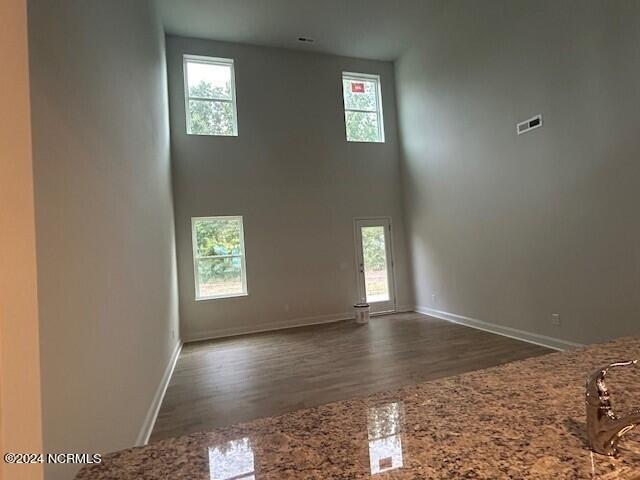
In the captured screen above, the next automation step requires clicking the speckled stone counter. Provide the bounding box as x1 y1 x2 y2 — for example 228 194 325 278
77 337 640 479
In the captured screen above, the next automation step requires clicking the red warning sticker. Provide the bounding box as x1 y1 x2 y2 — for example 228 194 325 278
351 82 365 93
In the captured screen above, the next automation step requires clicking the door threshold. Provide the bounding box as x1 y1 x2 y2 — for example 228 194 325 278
370 309 396 317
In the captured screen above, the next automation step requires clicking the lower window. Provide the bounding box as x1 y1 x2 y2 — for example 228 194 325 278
192 216 248 300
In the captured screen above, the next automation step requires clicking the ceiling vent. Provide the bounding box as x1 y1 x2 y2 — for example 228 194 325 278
297 36 315 44
517 114 542 135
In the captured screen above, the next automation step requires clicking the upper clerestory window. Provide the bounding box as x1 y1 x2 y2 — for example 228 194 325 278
342 72 385 143
183 55 238 136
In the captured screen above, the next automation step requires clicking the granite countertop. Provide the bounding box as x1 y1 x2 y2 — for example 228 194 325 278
77 337 640 479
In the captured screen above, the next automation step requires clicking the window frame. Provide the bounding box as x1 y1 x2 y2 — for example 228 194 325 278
191 215 248 301
183 54 239 136
342 71 385 143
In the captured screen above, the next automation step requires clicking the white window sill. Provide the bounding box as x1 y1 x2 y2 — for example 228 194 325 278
196 292 248 302
186 132 238 137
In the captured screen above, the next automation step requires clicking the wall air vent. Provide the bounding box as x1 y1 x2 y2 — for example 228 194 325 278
297 36 315 44
517 114 542 135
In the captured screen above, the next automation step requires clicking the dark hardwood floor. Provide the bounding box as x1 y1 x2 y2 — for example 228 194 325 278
150 312 551 441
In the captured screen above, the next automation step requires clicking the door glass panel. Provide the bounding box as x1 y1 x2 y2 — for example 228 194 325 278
361 226 390 303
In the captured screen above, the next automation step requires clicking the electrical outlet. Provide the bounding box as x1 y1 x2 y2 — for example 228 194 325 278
171 329 176 340
432 293 437 305
551 313 561 326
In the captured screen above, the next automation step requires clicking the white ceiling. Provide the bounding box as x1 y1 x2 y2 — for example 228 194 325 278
156 0 442 61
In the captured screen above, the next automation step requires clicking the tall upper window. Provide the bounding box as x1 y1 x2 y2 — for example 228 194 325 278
183 55 238 136
342 72 385 143
192 216 247 300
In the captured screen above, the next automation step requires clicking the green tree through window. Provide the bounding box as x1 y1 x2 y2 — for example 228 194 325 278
188 81 235 135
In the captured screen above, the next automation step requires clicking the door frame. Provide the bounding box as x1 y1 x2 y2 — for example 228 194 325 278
353 216 397 315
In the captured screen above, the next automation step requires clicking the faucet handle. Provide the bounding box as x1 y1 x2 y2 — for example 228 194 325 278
602 360 638 371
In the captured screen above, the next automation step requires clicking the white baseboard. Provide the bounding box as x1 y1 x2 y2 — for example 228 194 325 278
136 339 182 446
184 311 355 343
414 306 583 352
396 304 414 313
185 305 418 343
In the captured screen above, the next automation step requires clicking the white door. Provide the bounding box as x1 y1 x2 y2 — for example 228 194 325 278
354 218 396 314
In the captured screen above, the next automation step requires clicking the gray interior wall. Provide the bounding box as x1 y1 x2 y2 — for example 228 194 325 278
395 0 640 345
28 1 179 478
167 36 413 340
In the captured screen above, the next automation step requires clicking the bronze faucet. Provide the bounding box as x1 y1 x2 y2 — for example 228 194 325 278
585 360 640 456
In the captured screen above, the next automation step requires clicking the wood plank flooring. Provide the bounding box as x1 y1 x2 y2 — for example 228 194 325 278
150 312 551 441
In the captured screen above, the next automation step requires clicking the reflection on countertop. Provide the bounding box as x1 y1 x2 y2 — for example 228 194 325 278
77 336 640 479
367 401 405 475
209 437 255 480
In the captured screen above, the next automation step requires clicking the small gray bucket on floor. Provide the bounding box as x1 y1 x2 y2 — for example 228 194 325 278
354 303 370 324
